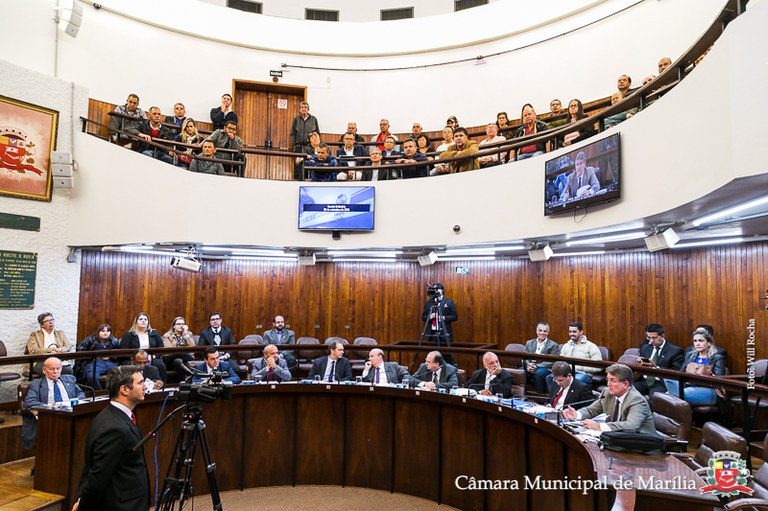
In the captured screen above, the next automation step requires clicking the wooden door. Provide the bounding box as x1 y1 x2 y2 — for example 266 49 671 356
233 80 306 180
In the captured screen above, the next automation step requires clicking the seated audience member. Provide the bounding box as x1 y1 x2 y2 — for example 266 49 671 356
198 312 236 365
295 131 322 181
189 140 226 175
561 151 601 201
466 352 514 398
415 134 432 158
210 93 238 131
336 131 369 180
119 312 167 382
562 99 595 147
604 92 633 129
262 315 297 376
161 316 196 376
524 322 561 394
548 361 594 410
27 312 73 377
165 102 187 140
658 57 672 74
194 347 241 384
617 74 632 97
687 324 727 358
495 111 510 133
136 106 174 164
381 136 401 159
206 120 245 176
371 119 398 151
177 118 203 168
412 351 459 391
338 122 364 143
557 321 602 385
445 116 459 130
251 344 291 382
304 142 339 182
308 340 352 382
77 323 120 390
437 127 479 173
478 123 506 168
634 323 684 397
361 147 389 181
642 75 655 86
391 138 429 179
22 357 85 450
108 93 146 146
132 350 163 390
432 126 454 175
362 348 410 385
562 364 658 435
411 122 423 139
547 99 568 128
513 104 549 161
664 329 727 406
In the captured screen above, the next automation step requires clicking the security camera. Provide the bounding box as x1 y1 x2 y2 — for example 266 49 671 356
453 225 461 234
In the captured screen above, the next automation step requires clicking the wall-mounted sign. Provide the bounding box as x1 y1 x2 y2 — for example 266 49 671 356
270 70 283 78
277 99 288 109
0 250 37 309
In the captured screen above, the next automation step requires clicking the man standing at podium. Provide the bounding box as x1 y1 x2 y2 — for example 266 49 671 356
73 366 148 511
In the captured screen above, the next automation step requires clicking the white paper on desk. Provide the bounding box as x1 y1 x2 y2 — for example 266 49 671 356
591 413 608 423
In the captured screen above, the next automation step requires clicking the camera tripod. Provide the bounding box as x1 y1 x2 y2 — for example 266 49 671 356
156 402 222 511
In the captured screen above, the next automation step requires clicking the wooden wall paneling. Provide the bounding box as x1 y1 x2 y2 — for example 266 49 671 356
440 406 485 511
526 427 566 509
393 398 440 501
566 444 598 510
78 245 768 375
242 393 296 487
484 414 528 510
294 394 344 485
344 395 393 491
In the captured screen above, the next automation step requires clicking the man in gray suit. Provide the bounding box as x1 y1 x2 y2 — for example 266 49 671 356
361 348 410 385
22 357 85 449
251 344 291 382
262 315 297 375
563 364 658 435
524 322 561 393
561 151 601 201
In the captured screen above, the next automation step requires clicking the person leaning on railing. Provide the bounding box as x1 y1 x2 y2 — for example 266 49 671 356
107 93 146 147
513 103 549 161
206 120 245 176
436 127 479 173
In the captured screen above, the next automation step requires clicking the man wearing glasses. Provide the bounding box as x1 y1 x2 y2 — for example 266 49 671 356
635 323 684 396
547 361 594 411
27 312 73 377
197 312 236 366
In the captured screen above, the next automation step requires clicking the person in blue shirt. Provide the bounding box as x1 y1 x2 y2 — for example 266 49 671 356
194 347 241 384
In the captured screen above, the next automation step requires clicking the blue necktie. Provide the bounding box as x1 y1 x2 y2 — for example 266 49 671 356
329 360 336 382
53 380 63 402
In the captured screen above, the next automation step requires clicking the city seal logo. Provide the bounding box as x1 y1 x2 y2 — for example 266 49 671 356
700 450 754 497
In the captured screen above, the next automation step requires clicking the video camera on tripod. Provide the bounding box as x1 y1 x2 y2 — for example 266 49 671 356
176 378 233 404
426 283 444 301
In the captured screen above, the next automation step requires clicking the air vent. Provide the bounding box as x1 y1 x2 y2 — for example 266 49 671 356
305 8 339 21
227 0 262 14
381 7 414 21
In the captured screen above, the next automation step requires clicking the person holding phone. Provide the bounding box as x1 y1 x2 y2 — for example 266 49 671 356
634 323 684 397
664 329 727 405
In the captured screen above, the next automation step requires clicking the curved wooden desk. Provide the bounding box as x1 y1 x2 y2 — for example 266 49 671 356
34 383 717 511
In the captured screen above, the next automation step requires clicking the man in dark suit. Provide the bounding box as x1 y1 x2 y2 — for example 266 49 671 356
251 344 291 382
547 361 595 411
412 351 459 391
262 314 297 376
198 312 236 365
74 366 149 511
131 350 163 390
466 352 514 398
635 323 685 396
193 347 241 384
361 348 410 385
421 283 458 347
22 357 85 450
308 340 353 382
563 364 658 435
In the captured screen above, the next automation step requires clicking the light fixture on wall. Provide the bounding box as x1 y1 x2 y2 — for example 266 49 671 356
53 0 84 39
417 251 438 267
528 244 553 262
644 228 680 252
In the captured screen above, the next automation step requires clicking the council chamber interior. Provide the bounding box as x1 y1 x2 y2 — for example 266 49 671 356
1 0 767 510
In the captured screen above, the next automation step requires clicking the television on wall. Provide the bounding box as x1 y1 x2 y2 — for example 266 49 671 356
298 186 375 231
544 133 621 217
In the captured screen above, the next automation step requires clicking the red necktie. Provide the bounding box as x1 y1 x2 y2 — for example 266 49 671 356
131 413 137 425
553 388 564 407
268 368 274 382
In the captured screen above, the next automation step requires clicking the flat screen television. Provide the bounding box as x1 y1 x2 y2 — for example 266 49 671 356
544 132 621 216
298 186 375 231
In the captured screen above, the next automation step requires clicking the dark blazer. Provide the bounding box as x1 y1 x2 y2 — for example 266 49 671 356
119 330 164 350
421 297 458 341
336 145 369 166
138 364 161 382
193 360 241 384
411 362 459 390
466 368 514 398
547 378 594 409
524 338 561 369
639 340 685 371
308 356 353 382
134 120 175 154
22 375 85 450
360 165 391 181
198 326 235 346
682 349 728 376
210 108 238 131
390 151 429 179
77 404 149 511
362 361 410 384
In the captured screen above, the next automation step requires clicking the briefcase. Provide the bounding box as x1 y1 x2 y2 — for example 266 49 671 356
599 431 665 454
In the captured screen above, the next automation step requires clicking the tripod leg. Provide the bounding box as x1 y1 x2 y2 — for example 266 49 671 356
196 424 223 511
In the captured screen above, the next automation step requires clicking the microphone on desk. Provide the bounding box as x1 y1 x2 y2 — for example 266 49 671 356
77 383 97 401
173 358 207 379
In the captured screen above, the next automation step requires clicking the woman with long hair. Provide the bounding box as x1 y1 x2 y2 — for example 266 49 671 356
77 323 120 390
119 312 167 382
562 99 596 147
177 118 203 168
162 316 196 375
664 329 727 405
